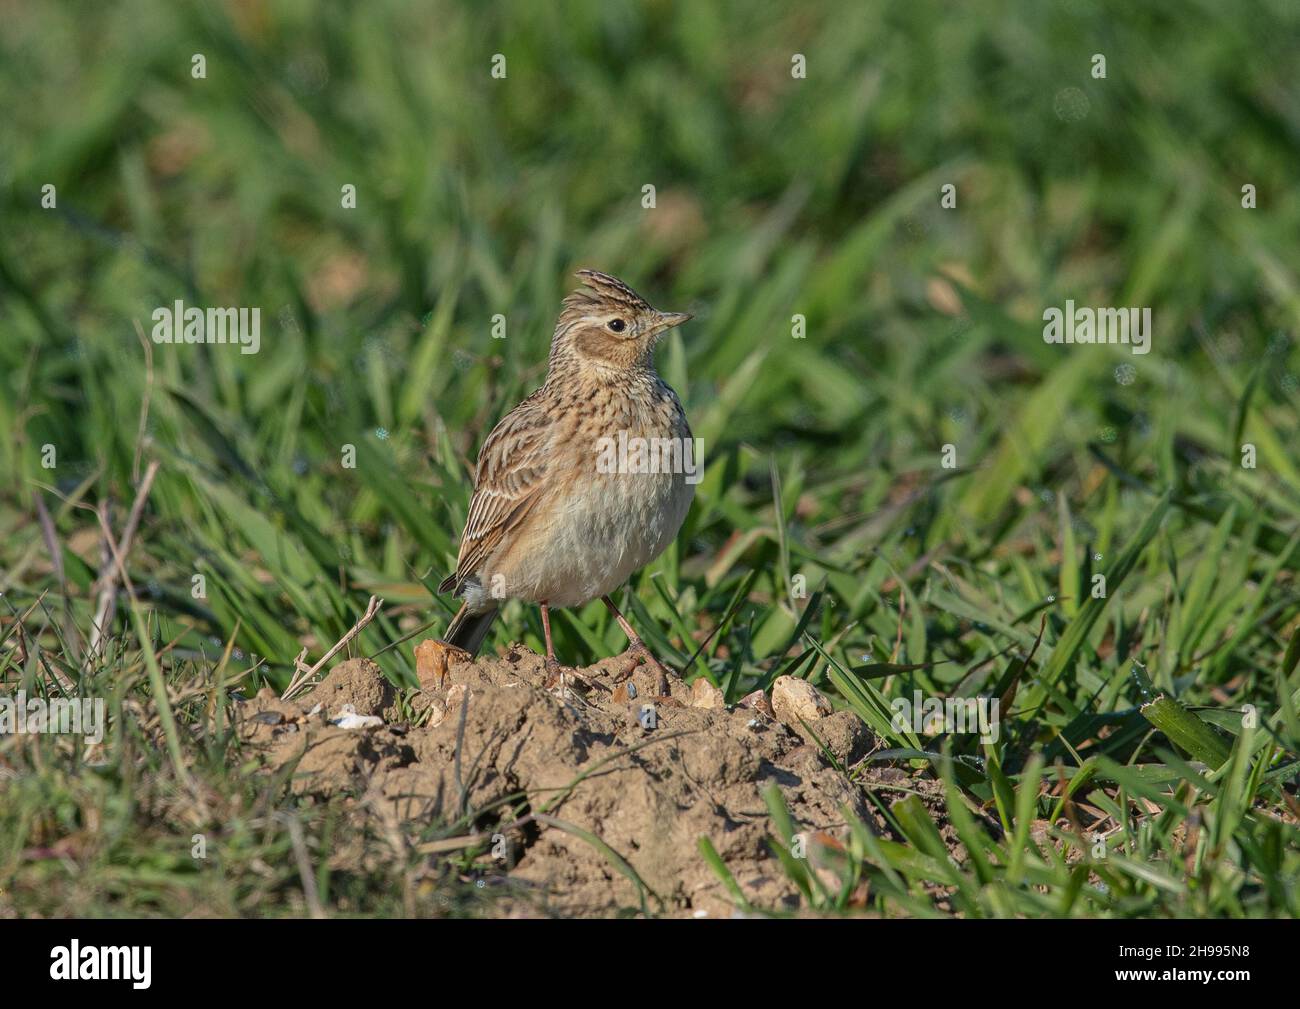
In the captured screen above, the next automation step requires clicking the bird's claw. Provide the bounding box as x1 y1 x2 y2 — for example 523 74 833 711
543 656 565 689
615 641 671 697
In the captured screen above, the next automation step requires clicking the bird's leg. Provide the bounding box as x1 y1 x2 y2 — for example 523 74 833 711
537 602 604 694
602 595 671 696
539 601 563 685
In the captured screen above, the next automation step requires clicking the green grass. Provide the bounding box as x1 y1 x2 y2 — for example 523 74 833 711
2 0 1300 917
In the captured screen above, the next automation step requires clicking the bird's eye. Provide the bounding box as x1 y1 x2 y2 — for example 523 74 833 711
607 318 626 333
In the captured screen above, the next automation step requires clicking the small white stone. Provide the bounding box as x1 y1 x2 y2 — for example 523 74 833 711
331 710 384 730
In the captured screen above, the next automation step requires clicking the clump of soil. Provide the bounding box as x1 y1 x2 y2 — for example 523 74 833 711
236 643 925 917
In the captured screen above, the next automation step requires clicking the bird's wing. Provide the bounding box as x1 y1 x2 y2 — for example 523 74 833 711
441 388 552 593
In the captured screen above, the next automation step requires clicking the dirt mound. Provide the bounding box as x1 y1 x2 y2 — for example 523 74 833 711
237 642 895 917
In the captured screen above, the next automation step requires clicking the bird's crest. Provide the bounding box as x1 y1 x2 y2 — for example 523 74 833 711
563 269 653 316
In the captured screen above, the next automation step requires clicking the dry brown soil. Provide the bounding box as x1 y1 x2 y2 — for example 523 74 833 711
237 642 957 917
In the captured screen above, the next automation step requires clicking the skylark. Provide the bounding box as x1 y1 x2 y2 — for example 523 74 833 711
439 270 696 689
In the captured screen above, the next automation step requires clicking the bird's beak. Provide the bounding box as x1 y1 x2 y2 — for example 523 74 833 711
650 311 693 336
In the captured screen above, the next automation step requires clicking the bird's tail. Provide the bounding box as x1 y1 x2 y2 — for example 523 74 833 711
443 602 499 657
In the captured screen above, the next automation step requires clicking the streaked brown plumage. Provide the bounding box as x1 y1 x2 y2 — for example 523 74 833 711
440 270 695 685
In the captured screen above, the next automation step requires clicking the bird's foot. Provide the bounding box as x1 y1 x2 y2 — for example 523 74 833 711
543 656 604 694
615 641 672 697
543 656 565 689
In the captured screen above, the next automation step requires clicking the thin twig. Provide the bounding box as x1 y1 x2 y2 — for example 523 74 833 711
32 489 80 662
416 812 538 856
282 595 384 700
131 318 155 485
88 459 160 658
892 587 906 663
89 499 114 657
275 811 326 919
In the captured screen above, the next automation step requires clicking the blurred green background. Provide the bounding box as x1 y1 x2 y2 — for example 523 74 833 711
2 0 1299 685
